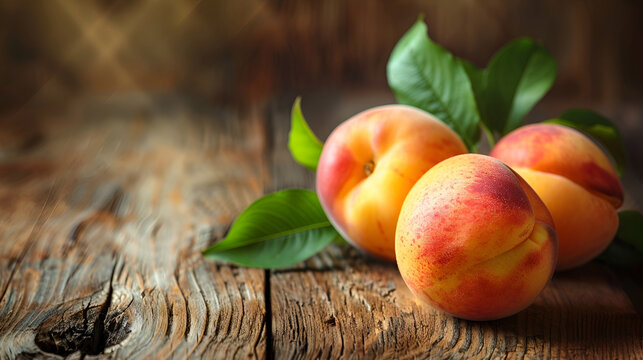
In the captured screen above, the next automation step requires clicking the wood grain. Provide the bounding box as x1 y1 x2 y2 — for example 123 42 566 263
271 247 643 359
0 94 268 359
0 92 641 359
266 96 643 359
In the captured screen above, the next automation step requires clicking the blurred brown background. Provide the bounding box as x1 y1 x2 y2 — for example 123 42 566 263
2 0 643 107
1 0 642 199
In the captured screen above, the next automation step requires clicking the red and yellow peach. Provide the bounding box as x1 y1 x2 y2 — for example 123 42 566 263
490 123 624 270
316 105 467 261
395 154 557 320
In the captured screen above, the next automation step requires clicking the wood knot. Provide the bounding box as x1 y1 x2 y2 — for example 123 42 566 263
34 287 133 356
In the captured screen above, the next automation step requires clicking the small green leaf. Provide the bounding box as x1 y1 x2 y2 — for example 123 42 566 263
465 38 557 137
597 241 642 267
461 60 485 116
387 19 480 151
598 211 643 267
462 60 495 146
545 109 626 176
288 97 323 171
615 211 643 253
203 189 339 268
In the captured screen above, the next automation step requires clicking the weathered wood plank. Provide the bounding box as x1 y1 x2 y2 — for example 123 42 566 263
266 95 643 359
0 95 268 359
1 91 641 359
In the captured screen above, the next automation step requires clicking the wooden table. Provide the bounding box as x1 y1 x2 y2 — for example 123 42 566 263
0 93 641 359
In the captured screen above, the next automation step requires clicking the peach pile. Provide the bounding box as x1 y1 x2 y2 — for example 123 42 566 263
395 154 557 320
316 105 467 261
491 124 624 270
316 106 623 320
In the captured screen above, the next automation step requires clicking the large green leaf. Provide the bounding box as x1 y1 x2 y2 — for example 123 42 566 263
288 97 323 171
203 189 340 268
387 19 480 151
598 211 643 267
545 109 626 176
466 38 557 137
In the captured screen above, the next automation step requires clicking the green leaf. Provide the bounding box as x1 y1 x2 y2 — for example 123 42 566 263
387 19 480 151
598 211 643 267
597 241 642 267
545 109 626 176
615 211 643 253
461 60 485 116
462 60 496 146
203 189 339 268
465 38 557 137
288 97 323 171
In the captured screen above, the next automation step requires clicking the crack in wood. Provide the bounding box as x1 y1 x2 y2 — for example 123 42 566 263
85 261 117 356
264 268 274 360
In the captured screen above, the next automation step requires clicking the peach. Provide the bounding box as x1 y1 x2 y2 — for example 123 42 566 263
396 154 557 321
316 105 467 261
490 124 624 270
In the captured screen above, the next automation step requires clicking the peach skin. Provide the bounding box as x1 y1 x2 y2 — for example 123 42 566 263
490 123 624 270
395 154 557 321
316 105 467 261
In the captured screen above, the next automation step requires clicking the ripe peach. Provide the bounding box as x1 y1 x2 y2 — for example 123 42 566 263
316 105 467 261
490 124 624 270
396 154 557 321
